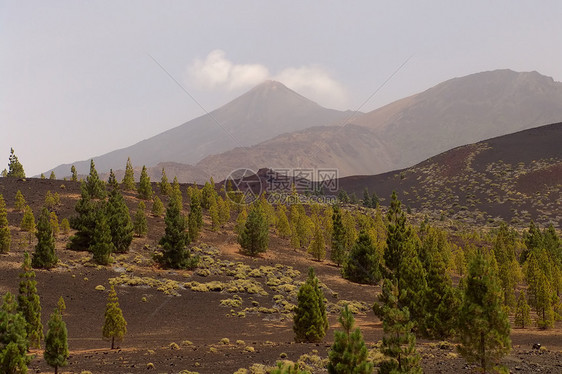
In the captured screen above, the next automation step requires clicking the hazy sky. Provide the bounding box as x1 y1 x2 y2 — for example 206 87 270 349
2 1 561 176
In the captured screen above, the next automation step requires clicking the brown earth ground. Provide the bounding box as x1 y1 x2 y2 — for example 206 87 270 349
0 178 561 373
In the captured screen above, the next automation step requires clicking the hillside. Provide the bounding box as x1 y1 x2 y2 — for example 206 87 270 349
0 173 561 373
47 81 353 178
337 122 562 228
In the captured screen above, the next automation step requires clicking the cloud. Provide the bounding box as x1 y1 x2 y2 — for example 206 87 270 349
187 49 269 90
274 65 348 108
187 50 348 108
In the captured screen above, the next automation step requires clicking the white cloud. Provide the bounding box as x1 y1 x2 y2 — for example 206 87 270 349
274 65 348 108
187 50 349 108
187 49 269 90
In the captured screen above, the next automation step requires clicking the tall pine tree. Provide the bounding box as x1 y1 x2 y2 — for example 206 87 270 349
0 195 10 253
90 211 115 265
85 160 106 199
458 251 511 372
44 308 68 374
32 207 57 268
238 202 269 256
373 279 422 374
106 188 133 253
514 291 531 329
7 148 25 178
137 165 152 200
343 231 381 284
18 253 44 349
68 182 99 251
293 268 328 343
159 197 197 269
0 292 30 373
159 168 171 195
102 286 127 349
133 201 147 237
70 165 78 181
121 157 135 191
331 205 346 266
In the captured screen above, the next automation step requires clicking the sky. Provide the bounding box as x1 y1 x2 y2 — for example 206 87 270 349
1 1 562 176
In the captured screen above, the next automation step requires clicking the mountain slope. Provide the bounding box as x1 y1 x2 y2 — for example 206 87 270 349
47 81 353 177
195 124 393 181
186 70 562 180
355 69 562 169
338 122 562 227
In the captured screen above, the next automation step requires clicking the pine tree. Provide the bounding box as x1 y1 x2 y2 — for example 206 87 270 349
57 297 66 315
362 188 372 208
209 196 220 231
422 251 459 338
49 171 56 180
513 291 531 329
151 196 164 217
217 195 230 225
14 190 26 211
533 271 555 329
49 212 59 237
384 191 411 282
60 218 70 236
0 195 10 253
107 169 118 190
293 268 328 343
18 253 44 349
397 245 427 330
458 252 511 372
373 279 422 374
137 165 152 200
20 205 35 232
32 208 57 268
0 292 31 373
331 205 346 266
85 160 106 199
102 286 127 349
133 201 147 237
170 177 182 206
159 197 197 269
70 165 78 181
328 304 373 374
68 183 99 250
234 207 247 237
188 191 202 241
43 308 68 374
41 173 46 179
201 181 215 209
308 220 326 261
121 157 135 191
7 148 25 178
1 169 6 177
44 190 56 210
159 168 171 195
106 189 133 252
276 205 291 238
90 211 115 265
20 205 36 244
238 202 269 256
343 231 381 284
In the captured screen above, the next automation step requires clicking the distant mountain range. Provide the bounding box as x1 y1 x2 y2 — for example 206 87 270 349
46 69 562 183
